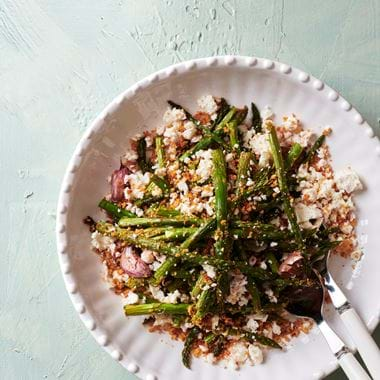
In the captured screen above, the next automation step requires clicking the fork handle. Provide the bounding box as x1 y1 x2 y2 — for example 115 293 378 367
338 351 371 380
340 307 380 379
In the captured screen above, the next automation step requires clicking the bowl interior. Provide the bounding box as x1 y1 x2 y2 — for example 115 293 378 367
58 58 380 380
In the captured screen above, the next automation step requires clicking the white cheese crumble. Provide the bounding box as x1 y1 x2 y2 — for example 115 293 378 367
335 167 363 194
124 171 151 200
195 149 214 181
265 288 278 303
141 249 155 264
248 344 264 365
227 272 249 306
124 291 139 305
272 321 282 335
182 120 197 140
244 132 272 167
202 264 216 279
260 105 274 120
163 107 186 126
294 202 323 229
91 231 116 253
149 285 182 304
245 318 259 333
197 95 218 116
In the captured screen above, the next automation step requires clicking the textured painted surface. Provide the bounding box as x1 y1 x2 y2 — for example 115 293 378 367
0 1 379 379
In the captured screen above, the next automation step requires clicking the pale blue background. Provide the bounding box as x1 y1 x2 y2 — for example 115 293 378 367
1 1 379 379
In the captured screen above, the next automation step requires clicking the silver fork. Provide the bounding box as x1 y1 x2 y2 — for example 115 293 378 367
324 253 380 380
286 269 370 379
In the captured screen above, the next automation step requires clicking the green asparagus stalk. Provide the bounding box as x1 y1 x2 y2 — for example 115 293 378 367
98 198 136 219
167 100 202 127
194 286 215 321
266 252 279 273
231 166 272 207
211 97 230 129
134 195 164 207
226 107 248 152
214 107 237 132
96 221 178 255
267 122 304 249
146 205 181 218
124 303 190 316
137 137 152 173
228 328 281 349
152 257 178 285
155 136 165 168
212 148 230 258
182 326 200 369
246 278 261 311
230 220 290 241
181 218 216 250
179 136 214 162
236 263 275 281
161 227 198 241
118 217 202 228
303 134 325 164
286 143 303 169
251 102 262 133
191 273 208 298
236 152 253 196
151 174 170 194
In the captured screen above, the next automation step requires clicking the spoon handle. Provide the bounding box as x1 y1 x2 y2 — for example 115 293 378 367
338 352 372 380
324 273 380 378
319 320 370 380
340 307 380 380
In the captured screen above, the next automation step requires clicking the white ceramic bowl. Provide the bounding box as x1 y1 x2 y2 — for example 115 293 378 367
56 56 380 380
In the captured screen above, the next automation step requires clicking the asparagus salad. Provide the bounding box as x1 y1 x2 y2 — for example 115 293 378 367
86 95 363 370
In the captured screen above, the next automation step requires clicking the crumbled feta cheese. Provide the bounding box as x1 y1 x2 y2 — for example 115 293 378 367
335 167 363 193
227 272 249 306
259 261 267 270
211 315 219 329
91 231 116 252
163 107 186 125
125 291 139 305
141 249 155 264
294 202 323 229
248 344 263 365
250 313 268 322
202 264 216 279
149 285 182 304
177 179 189 194
145 134 153 147
183 121 197 140
195 149 214 181
125 171 151 199
245 318 259 333
112 270 129 283
123 150 138 161
260 105 274 120
163 122 182 142
272 321 282 335
197 95 218 116
244 132 272 167
226 341 249 370
265 288 278 303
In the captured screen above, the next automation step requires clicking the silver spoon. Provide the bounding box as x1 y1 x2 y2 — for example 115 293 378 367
285 269 370 380
324 251 380 379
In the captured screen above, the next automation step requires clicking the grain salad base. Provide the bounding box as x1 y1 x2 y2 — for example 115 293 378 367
89 95 363 370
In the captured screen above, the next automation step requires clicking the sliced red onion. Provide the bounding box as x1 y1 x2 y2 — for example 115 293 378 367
120 246 151 278
111 167 129 201
278 251 304 278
